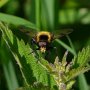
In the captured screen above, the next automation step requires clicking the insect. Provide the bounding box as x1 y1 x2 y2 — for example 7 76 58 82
19 26 73 53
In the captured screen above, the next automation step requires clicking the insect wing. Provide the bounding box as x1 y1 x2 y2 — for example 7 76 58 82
53 29 73 39
18 25 38 37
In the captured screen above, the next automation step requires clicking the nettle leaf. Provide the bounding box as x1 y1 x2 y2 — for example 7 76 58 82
0 22 56 88
1 21 90 90
73 46 90 67
67 66 90 81
38 49 90 90
16 83 51 90
66 46 90 82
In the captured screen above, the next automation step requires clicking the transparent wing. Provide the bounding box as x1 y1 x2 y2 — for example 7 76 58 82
52 29 73 39
18 25 38 37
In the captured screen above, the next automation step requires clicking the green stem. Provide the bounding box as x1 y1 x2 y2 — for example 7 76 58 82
56 39 76 56
35 0 41 30
66 35 77 56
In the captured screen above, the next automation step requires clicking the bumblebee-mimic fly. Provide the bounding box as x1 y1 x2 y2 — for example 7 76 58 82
19 26 73 53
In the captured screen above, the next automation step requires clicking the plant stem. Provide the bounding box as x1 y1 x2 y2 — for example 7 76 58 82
66 35 77 56
35 0 41 30
56 39 76 56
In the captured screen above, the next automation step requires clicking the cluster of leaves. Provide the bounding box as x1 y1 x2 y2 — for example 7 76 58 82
40 48 90 90
0 22 56 90
0 22 90 90
1 0 90 90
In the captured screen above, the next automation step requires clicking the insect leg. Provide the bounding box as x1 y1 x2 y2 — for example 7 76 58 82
30 38 38 51
31 38 37 45
28 38 39 54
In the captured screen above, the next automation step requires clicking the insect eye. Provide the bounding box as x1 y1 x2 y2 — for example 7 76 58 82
39 35 48 40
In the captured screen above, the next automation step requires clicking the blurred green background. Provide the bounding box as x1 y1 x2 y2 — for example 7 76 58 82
0 0 90 90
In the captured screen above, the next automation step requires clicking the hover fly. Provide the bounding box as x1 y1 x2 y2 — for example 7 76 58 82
19 26 73 53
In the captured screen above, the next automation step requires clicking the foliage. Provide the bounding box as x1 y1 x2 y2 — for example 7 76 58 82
0 22 90 90
0 0 8 7
0 0 90 90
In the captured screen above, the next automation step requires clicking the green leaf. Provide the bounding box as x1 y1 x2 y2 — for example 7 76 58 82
0 22 56 88
16 83 52 90
67 66 90 81
0 0 8 7
0 13 37 29
66 46 90 81
73 46 90 67
78 74 89 90
0 23 19 90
